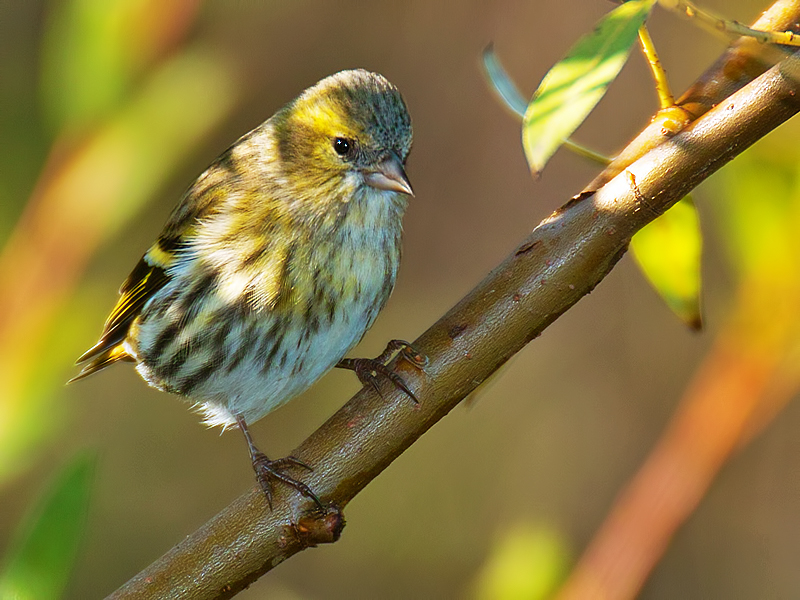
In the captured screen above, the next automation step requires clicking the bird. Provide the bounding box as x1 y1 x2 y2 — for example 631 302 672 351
70 69 421 508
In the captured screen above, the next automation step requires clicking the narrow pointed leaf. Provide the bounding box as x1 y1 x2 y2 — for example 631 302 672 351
0 453 95 600
482 45 528 117
483 46 612 166
523 0 656 176
630 195 703 329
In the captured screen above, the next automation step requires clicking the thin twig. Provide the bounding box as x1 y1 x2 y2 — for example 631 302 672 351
638 24 675 108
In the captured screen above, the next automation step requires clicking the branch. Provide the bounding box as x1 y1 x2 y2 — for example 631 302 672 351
110 6 800 599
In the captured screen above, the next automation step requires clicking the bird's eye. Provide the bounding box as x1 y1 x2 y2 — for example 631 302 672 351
333 137 352 156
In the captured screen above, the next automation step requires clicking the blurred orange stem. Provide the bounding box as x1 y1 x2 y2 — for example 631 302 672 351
0 137 97 410
555 331 780 600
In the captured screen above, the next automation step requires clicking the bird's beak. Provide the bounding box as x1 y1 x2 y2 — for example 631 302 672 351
363 152 414 196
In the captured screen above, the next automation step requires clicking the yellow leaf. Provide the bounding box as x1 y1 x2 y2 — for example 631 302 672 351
631 195 703 329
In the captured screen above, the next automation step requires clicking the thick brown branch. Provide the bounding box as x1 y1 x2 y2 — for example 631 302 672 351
110 12 800 600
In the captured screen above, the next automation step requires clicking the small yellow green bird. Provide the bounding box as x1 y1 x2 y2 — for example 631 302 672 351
71 69 420 508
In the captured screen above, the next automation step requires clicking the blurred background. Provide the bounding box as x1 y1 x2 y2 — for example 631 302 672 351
2 0 800 598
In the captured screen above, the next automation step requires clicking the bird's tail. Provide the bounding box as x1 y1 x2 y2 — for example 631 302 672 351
68 343 134 383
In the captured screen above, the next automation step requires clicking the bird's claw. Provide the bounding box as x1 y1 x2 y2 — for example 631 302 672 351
252 451 323 510
337 339 426 403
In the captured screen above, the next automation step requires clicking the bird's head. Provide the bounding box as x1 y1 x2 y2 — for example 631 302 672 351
272 69 414 203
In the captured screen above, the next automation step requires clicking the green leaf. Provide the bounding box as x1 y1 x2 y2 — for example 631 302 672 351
483 46 612 166
630 195 703 329
522 0 656 176
0 453 95 600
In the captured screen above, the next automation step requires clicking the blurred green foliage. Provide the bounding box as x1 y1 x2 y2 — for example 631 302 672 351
716 142 800 281
40 0 201 132
0 0 238 484
0 453 95 600
711 126 800 362
473 522 570 600
0 0 239 594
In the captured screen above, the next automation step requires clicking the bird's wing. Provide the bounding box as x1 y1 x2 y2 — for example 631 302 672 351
71 158 238 382
70 239 175 382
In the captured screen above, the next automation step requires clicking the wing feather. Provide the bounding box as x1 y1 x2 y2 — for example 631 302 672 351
70 243 173 381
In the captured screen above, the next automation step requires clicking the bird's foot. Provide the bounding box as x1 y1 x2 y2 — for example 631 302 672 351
251 451 324 510
336 339 427 402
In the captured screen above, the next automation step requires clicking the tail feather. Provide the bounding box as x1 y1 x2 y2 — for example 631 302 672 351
68 344 134 383
69 252 170 384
